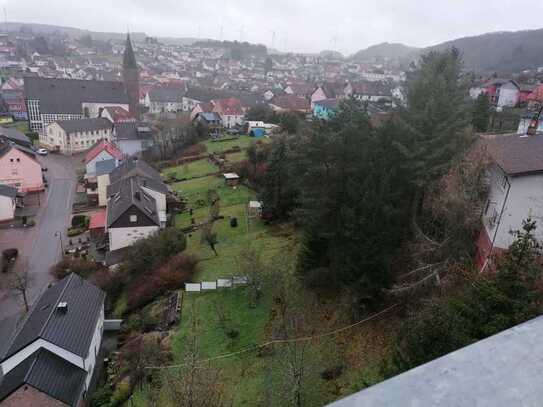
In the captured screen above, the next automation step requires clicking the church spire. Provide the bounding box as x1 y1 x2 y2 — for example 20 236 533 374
123 33 137 70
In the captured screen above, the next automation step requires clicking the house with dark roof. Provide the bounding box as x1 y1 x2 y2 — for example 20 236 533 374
145 88 185 114
105 176 161 251
284 83 315 99
44 118 114 154
24 77 130 135
0 127 32 149
344 81 393 102
0 138 43 193
113 121 154 156
477 132 543 270
0 184 17 221
0 273 105 406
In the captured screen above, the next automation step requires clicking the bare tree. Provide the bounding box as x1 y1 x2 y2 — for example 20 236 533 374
164 300 226 407
237 245 266 306
8 265 32 312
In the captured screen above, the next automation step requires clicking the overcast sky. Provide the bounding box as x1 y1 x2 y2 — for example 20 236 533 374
5 0 543 55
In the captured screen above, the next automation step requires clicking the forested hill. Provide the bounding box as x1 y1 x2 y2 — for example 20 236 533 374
351 28 543 73
350 42 419 62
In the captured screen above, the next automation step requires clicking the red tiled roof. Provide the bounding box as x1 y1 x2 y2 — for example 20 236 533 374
89 209 106 230
528 85 543 102
212 98 244 116
270 95 310 111
85 139 123 164
103 106 135 123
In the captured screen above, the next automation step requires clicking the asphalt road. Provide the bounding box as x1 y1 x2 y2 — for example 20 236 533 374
0 153 76 318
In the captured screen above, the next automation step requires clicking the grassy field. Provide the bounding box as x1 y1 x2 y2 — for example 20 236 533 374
150 135 393 407
225 151 247 162
204 135 267 154
162 159 217 180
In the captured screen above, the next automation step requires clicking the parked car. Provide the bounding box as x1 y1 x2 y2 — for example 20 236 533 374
2 248 18 273
37 148 48 155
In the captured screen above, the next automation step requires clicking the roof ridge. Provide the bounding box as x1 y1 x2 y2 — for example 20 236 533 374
23 348 41 382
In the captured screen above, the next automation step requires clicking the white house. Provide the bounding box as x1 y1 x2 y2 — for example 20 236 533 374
0 273 105 406
478 133 543 268
85 139 123 176
496 81 520 108
43 118 114 154
0 184 17 221
106 177 161 251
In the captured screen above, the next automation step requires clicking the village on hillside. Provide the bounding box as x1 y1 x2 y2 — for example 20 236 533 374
1 19 543 407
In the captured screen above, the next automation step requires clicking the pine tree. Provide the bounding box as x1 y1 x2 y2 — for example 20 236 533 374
472 93 490 132
296 100 413 303
400 48 472 189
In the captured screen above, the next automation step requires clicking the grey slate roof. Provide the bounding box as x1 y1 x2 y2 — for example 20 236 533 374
56 117 113 134
484 133 543 176
0 348 86 406
114 121 153 141
328 315 543 407
0 127 31 147
106 176 160 227
24 77 129 114
95 158 117 176
109 156 161 184
1 273 105 361
0 184 17 198
149 88 184 103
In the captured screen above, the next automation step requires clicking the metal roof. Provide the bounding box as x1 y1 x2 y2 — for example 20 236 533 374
328 316 543 407
1 273 105 361
0 184 17 198
24 77 129 114
55 117 113 134
0 348 86 406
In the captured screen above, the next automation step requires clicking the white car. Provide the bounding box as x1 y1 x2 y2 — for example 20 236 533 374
36 148 48 156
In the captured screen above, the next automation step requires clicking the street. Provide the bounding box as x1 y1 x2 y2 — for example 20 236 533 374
0 153 77 318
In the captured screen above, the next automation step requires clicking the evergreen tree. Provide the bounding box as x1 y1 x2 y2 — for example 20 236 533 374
259 135 298 219
296 100 412 303
472 93 490 132
400 48 472 189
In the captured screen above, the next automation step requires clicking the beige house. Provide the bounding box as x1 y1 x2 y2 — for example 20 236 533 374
43 118 113 154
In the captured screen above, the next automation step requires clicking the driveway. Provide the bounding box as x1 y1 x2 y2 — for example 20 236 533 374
0 153 78 318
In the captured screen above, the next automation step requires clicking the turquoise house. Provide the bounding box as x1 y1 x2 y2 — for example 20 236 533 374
313 98 339 120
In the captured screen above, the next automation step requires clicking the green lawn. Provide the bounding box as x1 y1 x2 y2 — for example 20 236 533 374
4 121 30 134
162 159 217 180
225 151 247 162
172 175 254 211
203 135 266 154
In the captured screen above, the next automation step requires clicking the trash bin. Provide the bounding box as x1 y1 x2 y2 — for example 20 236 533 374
230 217 238 228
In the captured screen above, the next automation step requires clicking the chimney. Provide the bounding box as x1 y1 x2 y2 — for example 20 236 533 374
57 302 68 313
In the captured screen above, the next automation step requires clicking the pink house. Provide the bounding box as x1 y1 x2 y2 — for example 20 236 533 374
0 139 43 192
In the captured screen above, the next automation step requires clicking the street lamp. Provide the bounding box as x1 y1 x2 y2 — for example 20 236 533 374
54 231 64 255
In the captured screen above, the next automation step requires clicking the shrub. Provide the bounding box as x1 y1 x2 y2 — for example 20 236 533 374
90 385 113 407
122 228 187 279
71 215 89 229
67 227 85 237
51 258 103 280
110 380 131 406
127 253 197 310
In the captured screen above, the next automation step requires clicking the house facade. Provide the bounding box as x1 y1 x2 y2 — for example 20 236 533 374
43 118 114 154
0 184 16 221
24 77 129 134
0 273 105 407
0 139 43 192
85 140 123 176
477 133 543 269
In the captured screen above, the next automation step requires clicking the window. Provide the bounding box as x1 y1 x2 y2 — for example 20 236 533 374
130 214 138 223
16 158 20 162
9 158 13 162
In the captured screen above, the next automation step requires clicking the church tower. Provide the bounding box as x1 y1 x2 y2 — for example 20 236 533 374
123 33 140 119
